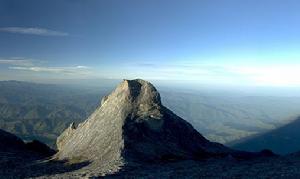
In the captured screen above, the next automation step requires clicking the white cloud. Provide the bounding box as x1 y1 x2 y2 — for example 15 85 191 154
0 27 68 36
2 57 91 77
75 65 89 69
229 65 300 86
0 58 35 66
9 66 91 75
129 61 300 86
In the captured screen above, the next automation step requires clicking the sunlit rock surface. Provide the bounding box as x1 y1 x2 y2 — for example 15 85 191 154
55 79 231 175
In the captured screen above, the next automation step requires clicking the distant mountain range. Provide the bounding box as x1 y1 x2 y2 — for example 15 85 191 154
2 79 300 178
0 80 106 147
1 80 300 154
160 90 300 145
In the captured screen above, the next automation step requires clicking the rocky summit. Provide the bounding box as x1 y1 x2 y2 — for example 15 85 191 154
55 79 232 174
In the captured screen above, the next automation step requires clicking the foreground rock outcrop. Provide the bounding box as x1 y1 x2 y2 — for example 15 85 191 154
0 129 59 178
0 128 55 156
55 79 233 174
0 128 27 152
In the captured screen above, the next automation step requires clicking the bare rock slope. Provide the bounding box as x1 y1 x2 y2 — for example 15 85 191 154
55 79 232 174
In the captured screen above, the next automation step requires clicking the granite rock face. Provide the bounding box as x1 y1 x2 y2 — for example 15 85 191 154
55 79 231 174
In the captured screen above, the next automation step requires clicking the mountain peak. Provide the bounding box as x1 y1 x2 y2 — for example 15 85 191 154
114 79 161 104
55 79 231 175
101 79 163 127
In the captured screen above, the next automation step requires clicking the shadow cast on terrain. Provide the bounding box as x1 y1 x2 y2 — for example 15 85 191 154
24 159 91 178
0 156 90 178
229 116 300 154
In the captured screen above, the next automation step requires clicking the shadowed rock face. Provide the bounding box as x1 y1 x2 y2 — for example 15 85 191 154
0 129 55 157
0 129 26 152
55 79 231 172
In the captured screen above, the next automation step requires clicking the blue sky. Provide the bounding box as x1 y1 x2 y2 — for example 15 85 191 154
1 0 300 86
